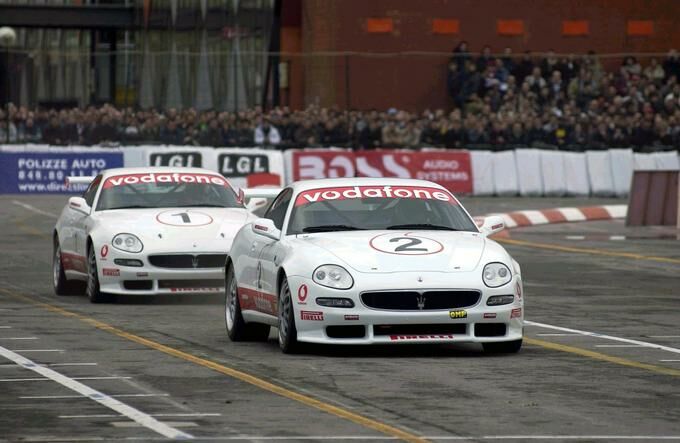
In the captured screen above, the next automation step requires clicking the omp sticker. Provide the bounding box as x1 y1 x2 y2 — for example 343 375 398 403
511 308 522 318
100 245 109 258
369 232 444 256
103 173 228 189
102 268 120 277
300 311 324 321
156 210 214 227
390 335 454 341
297 284 308 303
449 310 467 319
294 185 457 206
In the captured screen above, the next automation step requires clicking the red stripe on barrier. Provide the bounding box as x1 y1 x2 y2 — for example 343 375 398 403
508 212 532 227
579 206 610 220
541 209 567 223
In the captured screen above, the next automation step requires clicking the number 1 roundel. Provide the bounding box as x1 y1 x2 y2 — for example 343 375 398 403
156 210 214 227
369 233 444 255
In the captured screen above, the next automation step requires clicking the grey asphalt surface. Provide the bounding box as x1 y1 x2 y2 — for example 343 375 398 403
1 195 679 442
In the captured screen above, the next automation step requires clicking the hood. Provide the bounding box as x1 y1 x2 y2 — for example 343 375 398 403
93 207 252 252
295 230 486 273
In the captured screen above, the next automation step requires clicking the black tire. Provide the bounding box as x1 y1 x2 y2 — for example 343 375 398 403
277 277 301 354
225 264 270 342
53 237 78 296
483 339 522 354
86 244 114 303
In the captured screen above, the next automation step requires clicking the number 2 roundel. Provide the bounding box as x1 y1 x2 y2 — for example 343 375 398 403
156 210 214 227
369 233 444 255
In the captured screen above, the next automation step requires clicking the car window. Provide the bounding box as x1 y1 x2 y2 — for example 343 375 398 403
82 175 103 207
287 185 477 234
263 188 293 230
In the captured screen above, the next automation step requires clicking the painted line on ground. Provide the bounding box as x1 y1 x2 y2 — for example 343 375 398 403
1 362 97 368
0 289 427 443
60 413 222 419
527 321 680 355
8 349 64 353
0 337 38 340
524 337 680 377
660 360 680 362
650 336 680 338
0 376 132 382
595 345 645 348
536 333 581 337
11 200 58 218
13 436 678 441
21 393 170 399
497 238 680 265
0 326 12 328
0 345 192 440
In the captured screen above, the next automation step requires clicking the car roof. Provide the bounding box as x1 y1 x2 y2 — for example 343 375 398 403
289 177 450 193
101 167 223 179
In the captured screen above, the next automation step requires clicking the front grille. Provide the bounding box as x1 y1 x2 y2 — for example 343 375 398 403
148 254 227 269
361 290 480 310
158 279 223 289
123 280 153 290
374 324 467 336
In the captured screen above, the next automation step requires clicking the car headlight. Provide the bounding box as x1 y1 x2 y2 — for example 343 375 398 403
313 265 353 289
112 233 144 253
482 262 512 288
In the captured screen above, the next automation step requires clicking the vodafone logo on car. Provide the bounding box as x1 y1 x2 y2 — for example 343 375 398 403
103 173 229 189
294 185 456 206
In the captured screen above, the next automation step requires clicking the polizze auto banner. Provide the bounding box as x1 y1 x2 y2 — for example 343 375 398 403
0 151 124 194
288 149 473 194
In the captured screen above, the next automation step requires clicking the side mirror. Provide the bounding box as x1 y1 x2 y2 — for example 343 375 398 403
479 215 505 237
251 218 281 241
68 197 91 215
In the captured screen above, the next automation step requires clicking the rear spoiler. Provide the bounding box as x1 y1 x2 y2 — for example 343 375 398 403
66 176 95 186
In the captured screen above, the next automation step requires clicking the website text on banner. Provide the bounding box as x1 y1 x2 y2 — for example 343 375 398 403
290 149 473 194
0 152 124 194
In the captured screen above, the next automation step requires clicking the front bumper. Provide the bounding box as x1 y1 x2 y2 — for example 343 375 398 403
97 250 224 296
286 272 524 345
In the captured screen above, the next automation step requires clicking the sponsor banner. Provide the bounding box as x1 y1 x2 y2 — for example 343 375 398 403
215 148 284 189
286 149 473 194
355 150 473 194
103 172 229 189
0 151 123 194
289 149 356 181
294 185 457 206
147 149 206 168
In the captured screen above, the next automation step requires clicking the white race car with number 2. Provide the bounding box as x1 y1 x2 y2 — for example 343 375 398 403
53 167 278 303
225 178 524 354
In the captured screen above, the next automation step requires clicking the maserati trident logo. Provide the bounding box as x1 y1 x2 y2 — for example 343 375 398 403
192 256 199 268
416 294 426 310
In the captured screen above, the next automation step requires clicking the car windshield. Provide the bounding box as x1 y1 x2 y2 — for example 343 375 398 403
287 185 478 234
96 172 242 210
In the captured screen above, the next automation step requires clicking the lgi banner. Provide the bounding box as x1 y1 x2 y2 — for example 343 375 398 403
0 151 124 194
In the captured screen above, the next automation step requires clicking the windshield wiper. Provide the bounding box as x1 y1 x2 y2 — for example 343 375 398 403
386 223 461 231
302 224 364 233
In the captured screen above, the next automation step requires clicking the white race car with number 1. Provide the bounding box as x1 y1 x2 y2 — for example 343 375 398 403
225 178 523 353
53 167 279 303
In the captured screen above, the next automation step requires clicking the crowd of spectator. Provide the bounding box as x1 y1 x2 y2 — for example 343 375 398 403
1 46 680 151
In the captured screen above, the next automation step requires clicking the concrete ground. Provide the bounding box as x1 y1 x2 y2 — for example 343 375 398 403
0 195 679 442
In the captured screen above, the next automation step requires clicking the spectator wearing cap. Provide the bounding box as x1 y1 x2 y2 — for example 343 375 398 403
254 117 281 147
